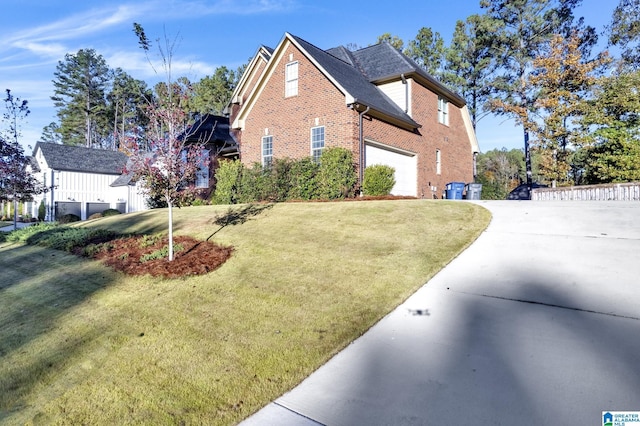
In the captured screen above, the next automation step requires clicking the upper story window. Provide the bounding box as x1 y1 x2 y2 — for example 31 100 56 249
285 62 298 97
438 96 449 126
262 135 273 167
311 126 325 163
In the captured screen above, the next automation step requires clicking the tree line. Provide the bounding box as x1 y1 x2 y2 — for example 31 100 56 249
43 48 243 150
377 0 640 193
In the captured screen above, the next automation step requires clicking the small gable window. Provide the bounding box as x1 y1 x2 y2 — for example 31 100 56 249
285 62 298 97
262 135 273 167
438 96 449 126
311 126 325 163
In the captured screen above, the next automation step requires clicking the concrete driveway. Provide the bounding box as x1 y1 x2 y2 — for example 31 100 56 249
242 201 640 426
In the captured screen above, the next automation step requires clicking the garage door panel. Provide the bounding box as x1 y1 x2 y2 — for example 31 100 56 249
365 144 417 197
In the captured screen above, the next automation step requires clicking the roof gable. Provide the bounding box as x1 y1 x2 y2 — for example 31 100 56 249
33 143 128 175
350 42 466 107
234 33 421 131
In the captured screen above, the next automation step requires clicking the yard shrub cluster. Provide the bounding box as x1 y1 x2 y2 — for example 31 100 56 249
58 213 80 224
2 222 117 253
213 147 358 204
363 164 396 196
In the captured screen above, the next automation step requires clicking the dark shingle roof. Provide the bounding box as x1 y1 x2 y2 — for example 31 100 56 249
349 42 465 106
290 35 420 129
184 114 239 157
34 142 128 175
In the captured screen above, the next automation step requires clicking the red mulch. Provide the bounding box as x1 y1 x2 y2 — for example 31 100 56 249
90 235 233 279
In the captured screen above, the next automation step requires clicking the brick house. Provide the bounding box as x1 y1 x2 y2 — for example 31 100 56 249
226 32 479 198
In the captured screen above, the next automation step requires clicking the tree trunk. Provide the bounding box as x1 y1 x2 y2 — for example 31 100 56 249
167 196 174 261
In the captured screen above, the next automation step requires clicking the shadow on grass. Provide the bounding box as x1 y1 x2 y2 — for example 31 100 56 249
206 203 274 241
0 245 115 418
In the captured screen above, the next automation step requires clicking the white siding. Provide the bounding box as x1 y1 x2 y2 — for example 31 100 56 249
378 80 411 116
30 168 147 220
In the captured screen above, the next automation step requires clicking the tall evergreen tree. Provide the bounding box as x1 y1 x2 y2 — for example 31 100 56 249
190 66 239 116
51 49 111 147
39 122 62 144
108 68 151 151
376 33 405 51
608 0 640 70
443 14 501 129
404 27 446 78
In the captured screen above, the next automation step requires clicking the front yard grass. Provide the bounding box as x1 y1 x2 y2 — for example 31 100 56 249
0 200 490 425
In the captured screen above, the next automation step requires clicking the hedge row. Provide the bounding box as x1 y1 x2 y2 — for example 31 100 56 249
213 147 360 204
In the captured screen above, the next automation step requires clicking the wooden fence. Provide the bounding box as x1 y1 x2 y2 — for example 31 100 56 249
532 182 640 201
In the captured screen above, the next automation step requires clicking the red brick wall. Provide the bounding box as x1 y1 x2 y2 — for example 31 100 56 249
240 41 359 165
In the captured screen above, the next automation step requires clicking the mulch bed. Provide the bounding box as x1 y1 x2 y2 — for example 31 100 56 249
90 234 233 279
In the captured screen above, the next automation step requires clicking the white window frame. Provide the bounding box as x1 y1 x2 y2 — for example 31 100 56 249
311 126 325 163
262 135 273 167
436 149 442 175
438 96 449 126
285 62 299 97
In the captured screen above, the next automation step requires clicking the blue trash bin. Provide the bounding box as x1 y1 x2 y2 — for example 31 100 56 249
445 182 465 200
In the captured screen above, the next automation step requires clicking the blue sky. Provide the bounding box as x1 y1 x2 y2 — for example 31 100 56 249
1 0 618 154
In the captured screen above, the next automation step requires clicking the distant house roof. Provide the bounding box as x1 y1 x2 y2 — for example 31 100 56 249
183 114 239 157
34 142 127 175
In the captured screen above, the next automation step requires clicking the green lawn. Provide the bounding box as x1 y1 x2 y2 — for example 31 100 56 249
0 200 490 425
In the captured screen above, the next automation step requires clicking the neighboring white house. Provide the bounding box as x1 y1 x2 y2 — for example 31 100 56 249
28 142 147 221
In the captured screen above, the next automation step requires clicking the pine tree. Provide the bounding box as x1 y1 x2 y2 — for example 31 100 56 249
404 27 446 78
51 49 111 147
443 14 501 129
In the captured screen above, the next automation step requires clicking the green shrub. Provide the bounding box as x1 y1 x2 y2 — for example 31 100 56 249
213 159 244 205
269 158 294 202
140 243 184 263
102 209 121 217
88 213 103 220
237 163 265 203
58 213 80 224
363 164 396 196
289 157 320 200
139 233 163 248
38 201 46 221
317 147 358 199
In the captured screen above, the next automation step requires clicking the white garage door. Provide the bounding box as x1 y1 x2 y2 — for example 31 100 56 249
365 144 417 196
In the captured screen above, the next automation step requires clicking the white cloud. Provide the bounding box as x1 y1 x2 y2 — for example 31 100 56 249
1 3 153 60
108 50 217 81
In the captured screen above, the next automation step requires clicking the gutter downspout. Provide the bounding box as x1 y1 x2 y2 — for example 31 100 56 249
358 104 370 192
400 74 408 113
